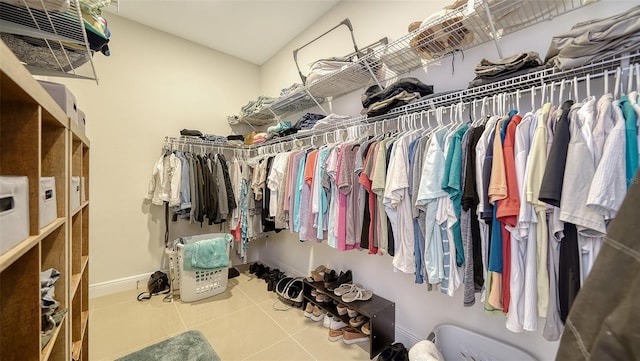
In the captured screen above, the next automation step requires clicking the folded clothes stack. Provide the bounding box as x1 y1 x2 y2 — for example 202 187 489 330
468 52 546 88
305 57 355 85
545 5 640 70
227 134 245 146
267 121 292 134
280 83 304 97
305 113 351 132
294 113 325 131
253 132 268 144
361 77 434 117
242 95 276 115
179 129 228 144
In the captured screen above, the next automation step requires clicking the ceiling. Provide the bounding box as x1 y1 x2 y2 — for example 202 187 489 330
108 1 342 65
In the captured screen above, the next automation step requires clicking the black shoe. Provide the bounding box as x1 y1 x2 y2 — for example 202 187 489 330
327 270 352 291
228 267 240 279
249 263 259 274
255 265 270 279
323 270 338 289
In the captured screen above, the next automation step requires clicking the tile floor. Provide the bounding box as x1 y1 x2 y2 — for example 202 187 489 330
89 270 371 360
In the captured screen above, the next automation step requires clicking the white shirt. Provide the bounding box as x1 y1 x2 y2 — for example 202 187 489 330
587 99 628 219
385 132 418 274
146 152 181 207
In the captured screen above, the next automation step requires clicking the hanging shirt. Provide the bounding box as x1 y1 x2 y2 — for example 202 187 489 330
506 112 536 333
539 100 575 207
326 146 340 247
338 143 360 250
629 91 640 161
620 95 639 188
498 112 522 314
442 123 470 267
372 138 393 255
146 152 181 207
292 154 306 233
359 142 379 253
385 132 418 274
416 128 449 284
525 103 553 317
588 100 628 220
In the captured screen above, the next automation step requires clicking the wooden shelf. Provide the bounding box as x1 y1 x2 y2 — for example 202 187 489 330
72 272 82 297
0 218 65 273
72 340 82 361
81 200 89 210
70 122 90 147
81 311 89 338
72 205 83 217
40 315 66 361
81 256 89 273
0 41 68 126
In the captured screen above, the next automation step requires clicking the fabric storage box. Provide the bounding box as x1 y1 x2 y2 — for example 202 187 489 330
166 233 231 302
81 176 86 202
70 176 80 211
39 177 57 228
0 176 29 256
78 109 86 134
38 80 78 125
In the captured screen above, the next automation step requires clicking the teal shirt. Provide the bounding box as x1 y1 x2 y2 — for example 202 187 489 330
293 154 307 232
620 95 639 188
442 123 469 267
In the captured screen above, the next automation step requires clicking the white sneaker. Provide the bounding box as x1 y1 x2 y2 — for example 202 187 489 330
303 303 314 318
311 306 327 322
329 318 348 330
323 314 334 328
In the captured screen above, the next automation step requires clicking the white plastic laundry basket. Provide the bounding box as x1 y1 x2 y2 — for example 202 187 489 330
428 324 537 361
167 233 231 302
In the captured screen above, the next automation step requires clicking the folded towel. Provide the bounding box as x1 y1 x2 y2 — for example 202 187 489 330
182 235 231 271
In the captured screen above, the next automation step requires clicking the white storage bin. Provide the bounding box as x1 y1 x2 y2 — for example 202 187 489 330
78 109 86 134
39 177 57 228
428 324 537 361
166 233 231 302
0 176 29 256
70 176 80 211
80 176 86 202
38 80 78 125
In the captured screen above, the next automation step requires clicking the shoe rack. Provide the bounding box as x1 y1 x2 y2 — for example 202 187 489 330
302 280 395 359
0 40 90 361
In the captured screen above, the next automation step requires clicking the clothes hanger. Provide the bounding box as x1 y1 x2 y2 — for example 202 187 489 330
627 64 634 95
604 69 609 95
635 63 640 92
586 74 591 99
515 89 520 113
614 67 622 99
573 76 579 102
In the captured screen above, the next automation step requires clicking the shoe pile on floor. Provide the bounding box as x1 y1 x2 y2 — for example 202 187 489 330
248 262 286 292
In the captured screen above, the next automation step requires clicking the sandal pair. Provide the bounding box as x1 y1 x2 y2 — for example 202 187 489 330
341 285 373 303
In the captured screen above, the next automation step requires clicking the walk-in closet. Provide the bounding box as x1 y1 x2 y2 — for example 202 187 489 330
1 0 639 360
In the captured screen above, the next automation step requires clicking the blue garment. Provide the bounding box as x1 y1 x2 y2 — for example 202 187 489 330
182 236 231 271
442 124 470 267
293 154 306 232
620 96 639 188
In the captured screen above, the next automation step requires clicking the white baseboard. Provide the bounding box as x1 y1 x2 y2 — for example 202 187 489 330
395 325 423 348
89 272 153 299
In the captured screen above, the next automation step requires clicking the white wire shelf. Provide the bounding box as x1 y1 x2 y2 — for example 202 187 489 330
242 51 639 149
231 0 597 127
0 0 98 82
235 89 325 126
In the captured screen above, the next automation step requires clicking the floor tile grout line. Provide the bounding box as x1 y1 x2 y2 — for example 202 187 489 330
180 302 258 329
172 301 189 331
250 290 318 360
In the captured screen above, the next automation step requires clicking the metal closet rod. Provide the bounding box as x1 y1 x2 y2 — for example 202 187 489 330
161 60 638 156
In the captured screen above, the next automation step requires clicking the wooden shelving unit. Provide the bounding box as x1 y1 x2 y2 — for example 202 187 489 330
0 39 90 361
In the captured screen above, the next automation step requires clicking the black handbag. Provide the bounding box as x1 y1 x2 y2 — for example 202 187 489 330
137 271 170 301
378 343 409 361
275 277 304 303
